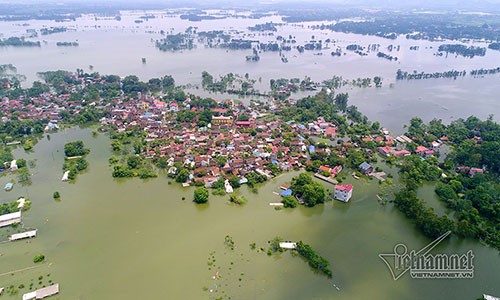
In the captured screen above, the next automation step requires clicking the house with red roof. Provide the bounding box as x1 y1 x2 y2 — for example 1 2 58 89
235 121 251 127
469 168 484 177
415 146 429 155
377 146 394 157
169 102 179 112
393 149 411 157
334 184 353 202
324 126 337 137
319 165 342 177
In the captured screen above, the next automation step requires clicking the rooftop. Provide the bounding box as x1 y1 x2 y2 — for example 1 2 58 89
335 184 353 192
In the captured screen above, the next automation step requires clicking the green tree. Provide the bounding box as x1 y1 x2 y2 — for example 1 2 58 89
334 93 349 111
162 75 175 90
302 182 326 207
64 141 90 157
194 187 209 204
282 195 298 208
176 169 190 183
126 155 142 169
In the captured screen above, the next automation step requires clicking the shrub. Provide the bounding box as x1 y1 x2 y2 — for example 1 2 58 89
33 254 45 263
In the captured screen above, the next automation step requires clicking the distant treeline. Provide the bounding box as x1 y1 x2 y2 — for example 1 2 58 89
489 43 500 51
0 37 40 47
41 27 67 35
437 44 486 58
311 13 500 41
248 22 281 32
56 42 79 47
377 52 398 61
397 67 500 80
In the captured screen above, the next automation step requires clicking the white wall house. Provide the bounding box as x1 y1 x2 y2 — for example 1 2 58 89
334 184 353 202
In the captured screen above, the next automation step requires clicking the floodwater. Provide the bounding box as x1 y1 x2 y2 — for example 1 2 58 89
0 128 499 299
0 11 499 299
0 11 499 131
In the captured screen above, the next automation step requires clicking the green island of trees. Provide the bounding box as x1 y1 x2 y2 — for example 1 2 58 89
0 37 41 47
64 140 90 157
229 194 247 205
437 44 486 58
295 241 333 278
56 42 79 47
63 141 90 181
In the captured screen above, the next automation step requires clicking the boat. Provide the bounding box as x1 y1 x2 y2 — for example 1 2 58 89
4 182 13 191
352 172 360 179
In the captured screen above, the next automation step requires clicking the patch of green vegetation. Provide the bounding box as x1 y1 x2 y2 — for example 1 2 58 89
33 255 45 263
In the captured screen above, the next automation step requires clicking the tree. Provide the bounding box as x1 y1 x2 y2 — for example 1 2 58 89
290 173 325 207
371 121 380 131
112 165 134 178
334 93 349 111
33 254 45 263
302 182 326 207
269 236 283 252
282 195 298 208
230 175 241 188
199 109 212 125
16 159 26 168
64 141 90 157
407 117 426 142
194 187 209 203
176 169 190 183
229 194 247 205
126 155 142 169
201 71 214 87
147 78 162 92
155 157 169 169
17 167 31 183
162 75 175 90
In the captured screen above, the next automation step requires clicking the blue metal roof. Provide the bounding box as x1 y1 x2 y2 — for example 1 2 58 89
280 189 292 197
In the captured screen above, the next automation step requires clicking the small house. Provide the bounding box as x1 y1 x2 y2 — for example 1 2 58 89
469 168 484 177
358 162 373 175
334 184 353 202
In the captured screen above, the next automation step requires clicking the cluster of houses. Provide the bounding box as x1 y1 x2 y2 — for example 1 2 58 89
3 73 486 207
100 95 344 189
376 135 444 158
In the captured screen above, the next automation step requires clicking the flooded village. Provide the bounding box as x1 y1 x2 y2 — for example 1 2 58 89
0 1 499 300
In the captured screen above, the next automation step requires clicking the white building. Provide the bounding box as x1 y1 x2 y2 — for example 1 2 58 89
22 284 59 300
0 211 21 227
334 184 353 202
10 159 17 171
224 179 233 194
